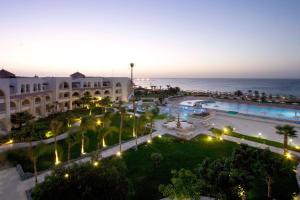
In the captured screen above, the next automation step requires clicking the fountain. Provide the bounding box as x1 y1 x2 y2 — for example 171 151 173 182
163 113 195 133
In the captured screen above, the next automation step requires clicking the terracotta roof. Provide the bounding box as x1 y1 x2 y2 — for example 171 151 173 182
0 69 16 78
70 72 86 79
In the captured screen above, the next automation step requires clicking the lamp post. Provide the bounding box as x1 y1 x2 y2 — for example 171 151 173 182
130 63 138 150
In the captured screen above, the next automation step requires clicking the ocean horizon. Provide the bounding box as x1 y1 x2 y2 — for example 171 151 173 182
135 78 300 97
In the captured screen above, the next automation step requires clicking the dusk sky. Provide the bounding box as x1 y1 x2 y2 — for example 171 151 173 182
0 0 300 78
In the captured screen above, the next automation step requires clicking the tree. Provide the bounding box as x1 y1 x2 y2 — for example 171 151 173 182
150 153 163 168
232 145 294 199
254 90 260 98
10 111 34 129
79 115 96 155
79 94 93 109
29 143 53 185
145 107 160 139
31 159 133 200
159 169 202 200
65 129 80 161
26 122 52 184
234 90 243 97
118 102 126 154
50 120 63 165
275 125 297 154
258 150 283 199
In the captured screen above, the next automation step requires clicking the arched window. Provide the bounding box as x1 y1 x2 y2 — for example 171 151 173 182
72 92 80 98
35 97 41 104
94 90 101 95
10 101 16 109
22 99 30 106
84 91 91 96
104 90 110 95
116 82 122 87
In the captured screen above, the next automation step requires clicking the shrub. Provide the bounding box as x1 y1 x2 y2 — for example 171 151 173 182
150 153 163 168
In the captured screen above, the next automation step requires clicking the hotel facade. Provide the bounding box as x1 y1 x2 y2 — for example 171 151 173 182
0 69 132 133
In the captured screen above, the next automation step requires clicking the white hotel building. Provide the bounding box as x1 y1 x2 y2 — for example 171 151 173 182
0 69 132 133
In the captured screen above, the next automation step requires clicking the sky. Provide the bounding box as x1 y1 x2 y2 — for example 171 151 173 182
0 0 300 78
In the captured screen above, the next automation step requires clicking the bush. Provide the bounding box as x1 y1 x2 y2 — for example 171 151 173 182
150 153 163 168
5 149 32 171
31 159 134 200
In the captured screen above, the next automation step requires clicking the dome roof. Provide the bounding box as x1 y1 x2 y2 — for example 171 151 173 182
0 69 16 78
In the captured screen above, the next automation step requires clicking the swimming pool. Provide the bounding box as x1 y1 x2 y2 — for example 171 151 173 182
202 101 300 122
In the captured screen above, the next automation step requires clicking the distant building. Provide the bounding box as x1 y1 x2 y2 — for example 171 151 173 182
0 69 132 134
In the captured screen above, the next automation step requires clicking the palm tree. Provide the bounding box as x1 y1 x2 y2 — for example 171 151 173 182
65 129 79 161
30 143 52 185
50 120 63 165
80 115 96 155
136 113 147 137
96 112 116 150
26 122 52 184
144 107 159 140
275 125 297 154
10 111 34 129
118 101 126 154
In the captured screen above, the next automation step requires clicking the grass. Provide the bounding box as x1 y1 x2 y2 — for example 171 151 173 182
210 128 300 153
4 113 148 172
121 135 298 200
122 135 239 200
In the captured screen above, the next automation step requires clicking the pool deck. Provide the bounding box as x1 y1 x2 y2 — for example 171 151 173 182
167 96 300 145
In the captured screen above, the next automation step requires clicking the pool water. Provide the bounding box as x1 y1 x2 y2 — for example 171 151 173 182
161 100 300 123
202 101 300 122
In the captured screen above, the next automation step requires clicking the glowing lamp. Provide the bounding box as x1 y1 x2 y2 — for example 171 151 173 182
285 152 292 159
207 136 213 141
116 151 122 157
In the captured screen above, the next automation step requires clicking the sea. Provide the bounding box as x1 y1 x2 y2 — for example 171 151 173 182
134 78 300 97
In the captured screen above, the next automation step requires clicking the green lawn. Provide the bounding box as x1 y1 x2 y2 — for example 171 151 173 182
121 135 299 200
4 113 142 172
122 135 239 200
211 128 300 153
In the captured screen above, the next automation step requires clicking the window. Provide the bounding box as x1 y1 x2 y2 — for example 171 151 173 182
26 84 30 92
21 84 25 93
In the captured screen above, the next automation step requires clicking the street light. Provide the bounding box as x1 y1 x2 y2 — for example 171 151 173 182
130 63 138 149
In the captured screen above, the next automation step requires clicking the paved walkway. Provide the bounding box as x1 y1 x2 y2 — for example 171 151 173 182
1 118 300 200
0 130 163 200
211 112 300 145
0 131 70 153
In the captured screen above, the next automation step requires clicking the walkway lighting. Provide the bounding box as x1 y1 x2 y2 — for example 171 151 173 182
55 150 60 165
93 161 99 167
96 119 101 126
147 139 152 144
5 139 13 144
116 151 122 157
207 136 213 141
64 173 69 178
285 152 292 159
158 134 162 138
102 138 107 147
258 132 262 137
